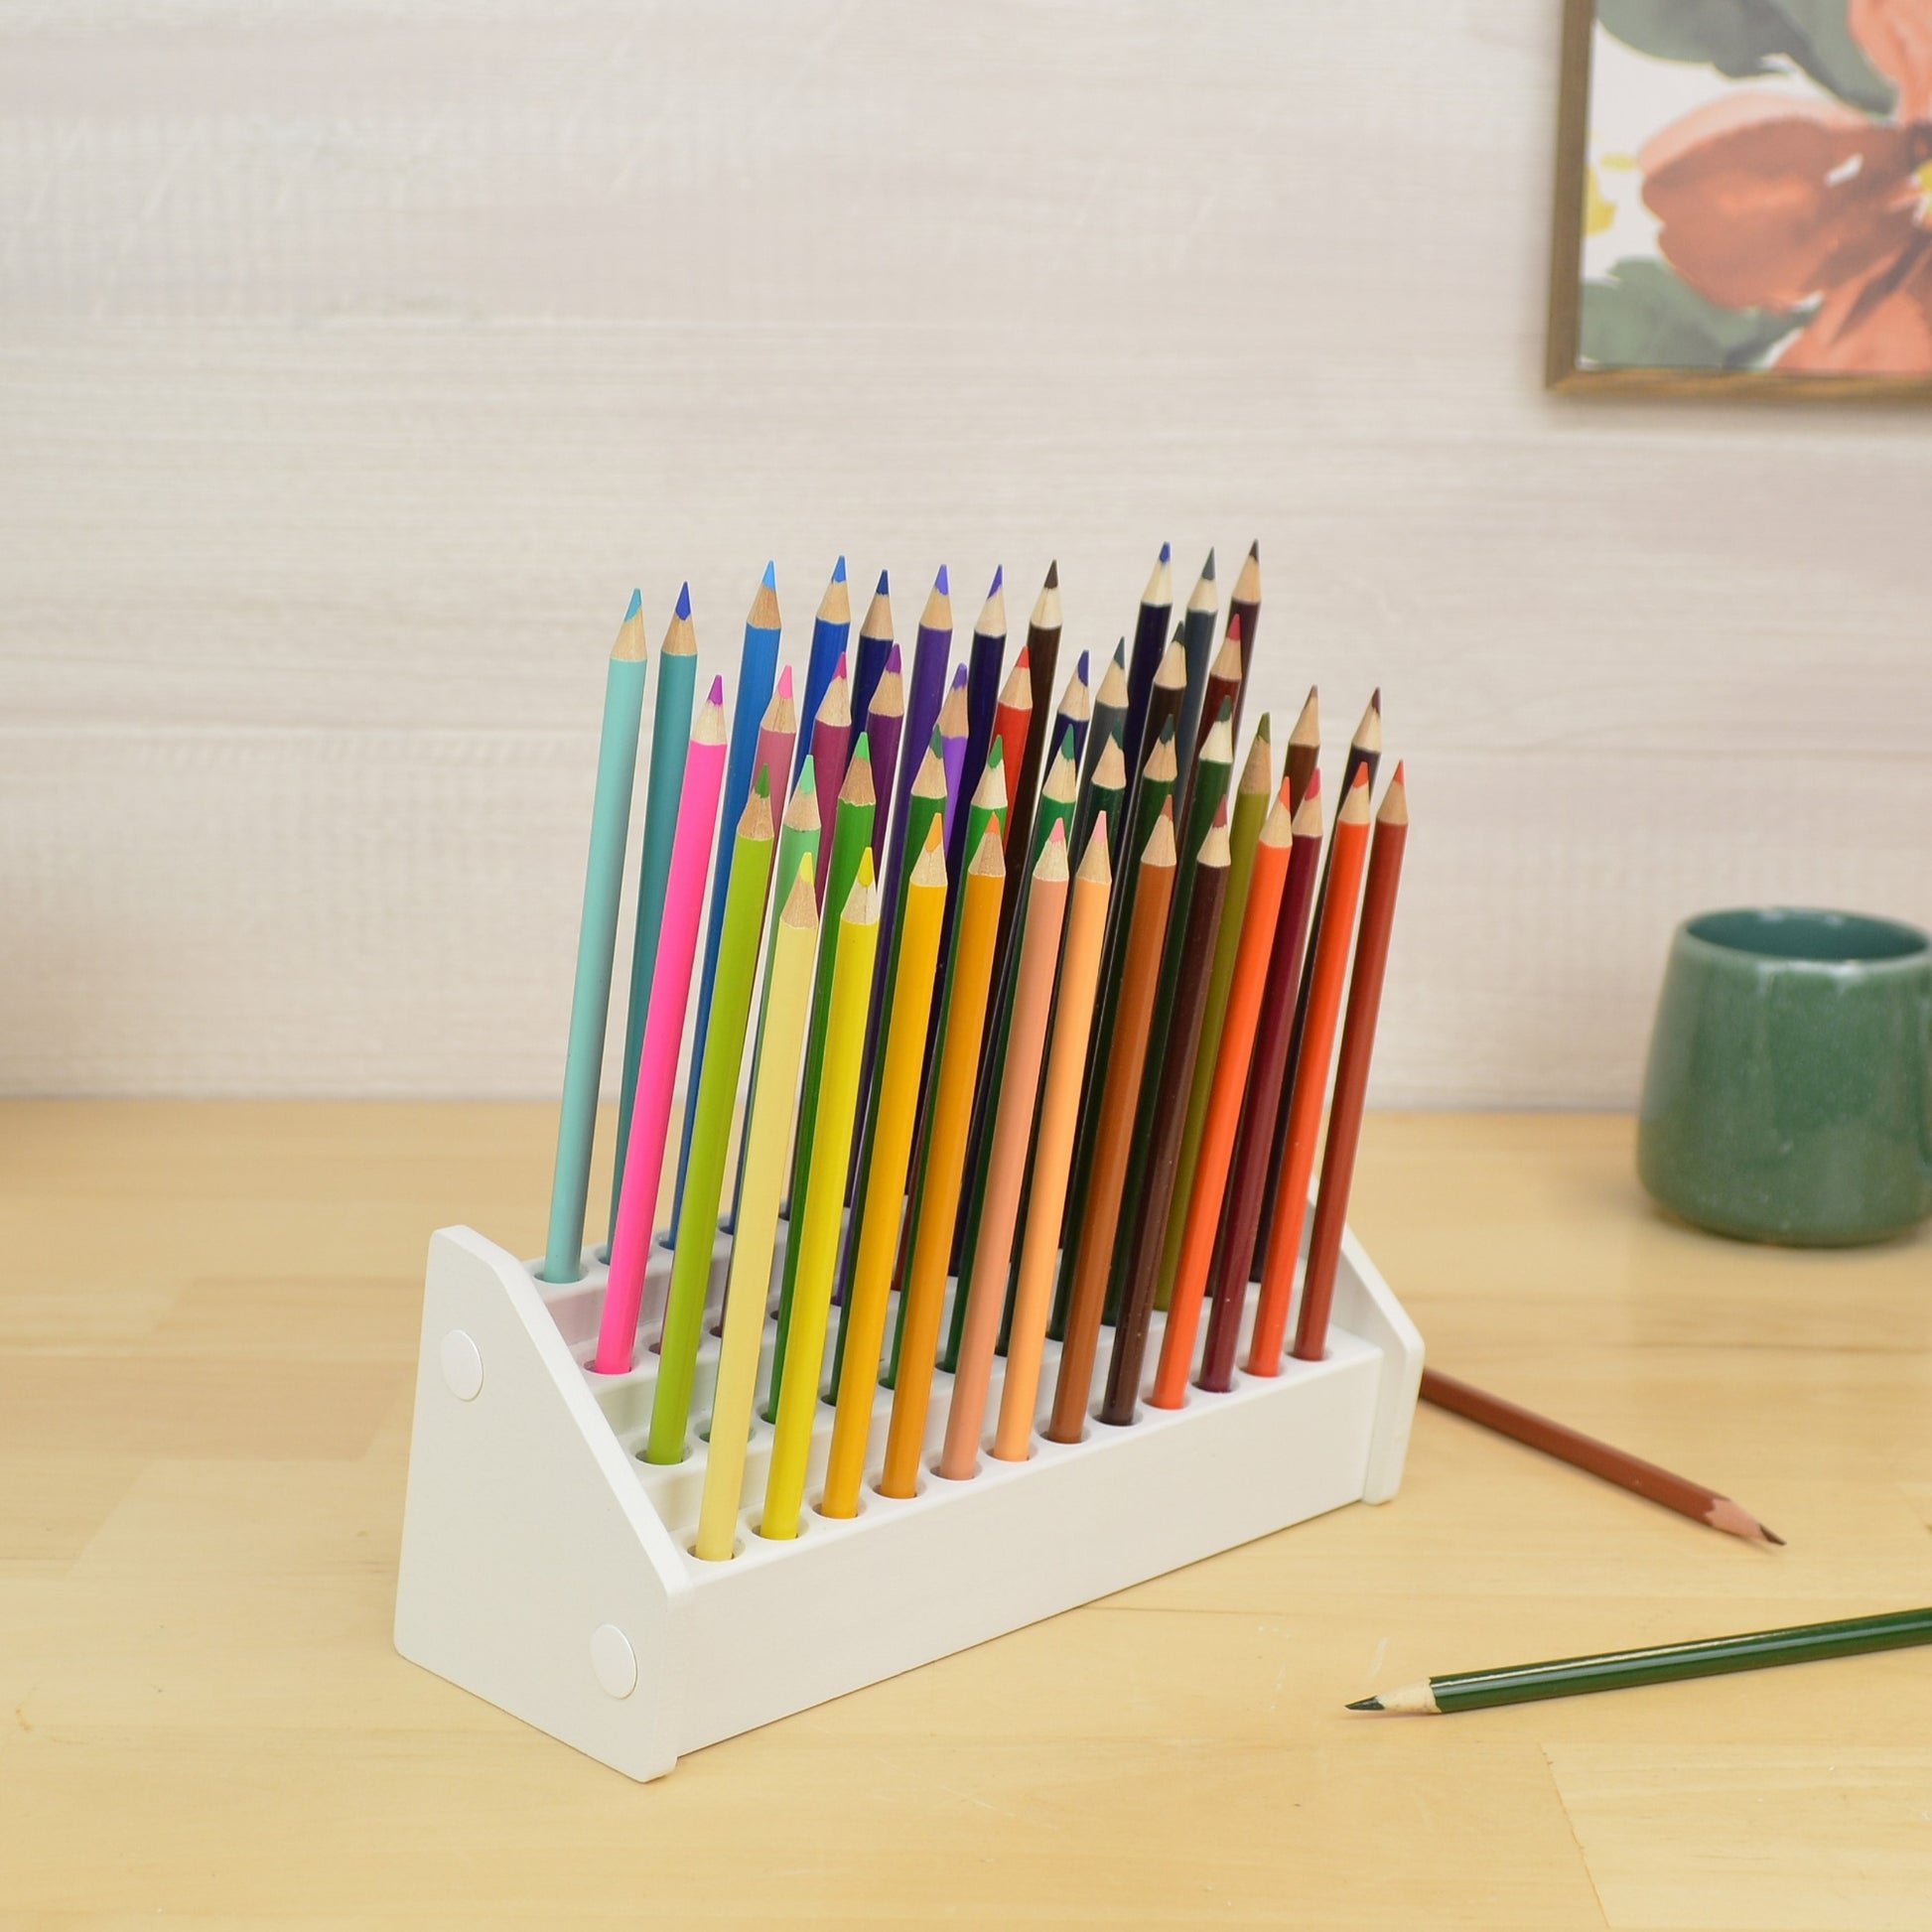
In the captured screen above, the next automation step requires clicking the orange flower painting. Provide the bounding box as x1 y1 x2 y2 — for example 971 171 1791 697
1555 0 1932 384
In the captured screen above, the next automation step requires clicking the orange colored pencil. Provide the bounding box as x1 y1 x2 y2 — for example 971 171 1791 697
996 816 1113 1461
1151 782 1296 1406
1247 765 1372 1376
1046 804 1177 1445
1294 764 1410 1361
879 826 1007 1498
938 824 1070 1479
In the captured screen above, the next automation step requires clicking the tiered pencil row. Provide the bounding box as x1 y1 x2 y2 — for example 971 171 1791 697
538 548 1411 1559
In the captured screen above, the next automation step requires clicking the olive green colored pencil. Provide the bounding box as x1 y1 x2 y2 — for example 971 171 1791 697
1102 705 1234 1324
1349 1606 1932 1714
943 746 1079 1371
1157 717 1272 1310
765 737 875 1420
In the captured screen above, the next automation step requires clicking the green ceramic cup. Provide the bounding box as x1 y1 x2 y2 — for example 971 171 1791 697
1637 907 1932 1247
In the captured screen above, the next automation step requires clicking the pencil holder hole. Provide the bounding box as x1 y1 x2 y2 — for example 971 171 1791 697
634 1442 694 1468
688 1531 746 1564
752 1510 812 1545
869 1472 927 1504
928 1455 983 1484
811 1489 864 1523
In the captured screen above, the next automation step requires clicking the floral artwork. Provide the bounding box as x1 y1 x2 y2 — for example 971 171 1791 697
1550 0 1932 387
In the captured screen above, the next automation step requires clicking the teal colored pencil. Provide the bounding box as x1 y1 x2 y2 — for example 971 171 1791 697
540 591 648 1284
608 585 698 1248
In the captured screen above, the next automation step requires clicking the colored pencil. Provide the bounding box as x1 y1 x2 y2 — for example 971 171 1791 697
995 816 1112 1462
539 591 647 1284
987 648 1035 966
674 564 781 1234
1294 765 1410 1361
694 862 818 1562
1421 1366 1783 1544
1085 642 1128 795
1102 707 1234 1325
1176 549 1217 762
892 567 952 891
766 739 876 1418
1047 805 1176 1443
594 681 729 1373
1153 785 1294 1406
1069 728 1128 899
1123 541 1172 772
939 826 1071 1477
1012 562 1062 852
1136 639 1187 821
953 569 1005 884
1052 723 1176 1336
822 826 949 1514
1346 1606 1932 1715
1228 540 1260 738
879 826 1007 1497
1247 765 1373 1377
864 648 904 868
795 557 851 778
727 764 821 1228
1197 620 1243 759
761 859 880 1539
1156 720 1272 1311
1198 777 1323 1392
808 661 852 904
937 667 970 848
945 747 1079 1345
1099 805 1230 1425
646 778 776 1463
1285 685 1320 811
1255 693 1381 1267
1047 648 1091 773
610 585 697 1247
850 569 894 755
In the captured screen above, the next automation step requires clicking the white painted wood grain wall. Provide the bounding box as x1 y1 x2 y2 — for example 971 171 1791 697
3 1 1927 1106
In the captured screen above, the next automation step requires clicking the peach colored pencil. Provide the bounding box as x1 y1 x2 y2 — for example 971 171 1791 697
994 816 1113 1462
1151 784 1295 1406
596 678 729 1373
938 824 1071 1479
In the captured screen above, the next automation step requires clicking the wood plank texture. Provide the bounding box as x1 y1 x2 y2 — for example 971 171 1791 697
1 4 1929 1102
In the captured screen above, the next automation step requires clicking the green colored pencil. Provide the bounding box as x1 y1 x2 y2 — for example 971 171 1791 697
607 585 697 1249
727 760 822 1229
1157 716 1272 1310
643 776 776 1463
540 591 647 1285
1050 720 1177 1338
1103 703 1235 1324
943 746 1078 1371
765 736 876 1420
1350 1607 1932 1714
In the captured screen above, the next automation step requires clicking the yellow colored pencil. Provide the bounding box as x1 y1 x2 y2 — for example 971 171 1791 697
695 862 818 1562
760 857 881 1540
879 826 1006 1499
822 823 949 1518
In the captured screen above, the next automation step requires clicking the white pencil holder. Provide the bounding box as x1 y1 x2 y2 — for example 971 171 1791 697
394 1215 1422 1781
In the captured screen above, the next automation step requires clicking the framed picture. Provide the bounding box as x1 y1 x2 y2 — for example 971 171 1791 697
1548 0 1932 394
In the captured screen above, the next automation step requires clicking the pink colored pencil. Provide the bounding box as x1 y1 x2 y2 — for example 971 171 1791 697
753 664 798 847
810 656 853 902
594 679 730 1373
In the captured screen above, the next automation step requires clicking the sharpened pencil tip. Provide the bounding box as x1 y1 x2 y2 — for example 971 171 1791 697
833 554 847 583
989 564 1004 596
624 588 642 620
1159 540 1172 564
1201 547 1216 579
707 674 725 704
887 642 902 671
775 663 794 698
1247 538 1260 561
1761 1526 1786 1546
876 568 890 595
1346 1698 1382 1712
951 663 969 691
1045 559 1058 589
1076 648 1090 683
934 563 949 596
760 560 776 590
675 581 692 621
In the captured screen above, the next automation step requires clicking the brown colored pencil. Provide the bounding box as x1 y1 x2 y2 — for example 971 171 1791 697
1420 1366 1783 1544
1047 805 1177 1444
1009 562 1062 881
1198 776 1323 1392
1197 620 1244 759
1138 636 1187 804
1293 765 1408 1361
1099 806 1231 1426
1285 685 1320 811
1228 540 1260 739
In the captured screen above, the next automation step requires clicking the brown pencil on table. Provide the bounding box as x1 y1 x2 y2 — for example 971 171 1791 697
1047 804 1177 1445
1285 686 1319 812
1099 805 1231 1426
1421 1367 1783 1544
1293 763 1409 1362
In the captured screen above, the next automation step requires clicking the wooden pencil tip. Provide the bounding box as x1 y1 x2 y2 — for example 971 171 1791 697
972 755 1008 812
1201 714 1234 767
782 857 819 924
783 769 820 830
1240 728 1273 793
868 666 903 718
936 682 970 735
1189 552 1217 610
613 592 647 661
839 747 876 808
1261 792 1295 844
913 745 946 795
862 580 894 639
1199 816 1231 867
1291 786 1323 836
1077 814 1112 881
1096 653 1129 707
1144 808 1177 867
1232 544 1262 603
1000 655 1033 708
1035 823 1070 882
1209 625 1242 681
978 574 1007 635
1345 1698 1383 1713
1043 751 1078 804
1154 638 1187 689
817 567 850 623
1339 771 1372 823
1247 538 1259 561
1094 737 1127 787
969 824 1007 878
818 672 851 729
742 782 774 841
1377 766 1408 826
1145 548 1173 605
674 581 692 621
1290 685 1320 745
910 827 949 887
1146 726 1178 783
1354 696 1384 753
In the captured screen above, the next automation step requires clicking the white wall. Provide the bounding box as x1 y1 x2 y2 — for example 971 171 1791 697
3 1 1927 1105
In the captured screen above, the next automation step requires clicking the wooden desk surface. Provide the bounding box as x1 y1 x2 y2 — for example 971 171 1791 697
3 1103 1930 1929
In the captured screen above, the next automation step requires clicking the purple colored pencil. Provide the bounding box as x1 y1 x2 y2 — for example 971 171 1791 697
938 664 970 848
865 644 904 869
809 654 853 904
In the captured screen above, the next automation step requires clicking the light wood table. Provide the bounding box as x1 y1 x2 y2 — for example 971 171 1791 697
4 1104 1930 1929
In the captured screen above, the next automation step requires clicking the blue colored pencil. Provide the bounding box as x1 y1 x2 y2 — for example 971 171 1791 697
950 566 1006 887
849 569 894 759
793 556 851 785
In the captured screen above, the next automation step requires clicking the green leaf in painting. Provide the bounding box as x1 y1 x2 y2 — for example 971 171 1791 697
1579 258 1808 370
1596 0 1895 114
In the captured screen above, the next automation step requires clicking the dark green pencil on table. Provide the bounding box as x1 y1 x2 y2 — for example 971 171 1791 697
1349 1606 1932 1714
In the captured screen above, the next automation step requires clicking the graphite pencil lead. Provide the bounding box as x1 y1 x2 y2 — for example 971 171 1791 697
1345 1698 1383 1713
